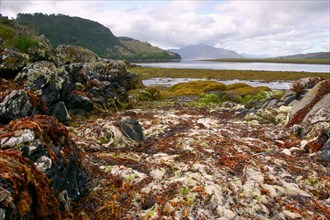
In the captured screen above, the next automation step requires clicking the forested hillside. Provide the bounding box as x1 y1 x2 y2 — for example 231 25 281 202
17 13 180 61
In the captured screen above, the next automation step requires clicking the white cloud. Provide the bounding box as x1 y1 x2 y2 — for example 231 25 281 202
1 0 329 56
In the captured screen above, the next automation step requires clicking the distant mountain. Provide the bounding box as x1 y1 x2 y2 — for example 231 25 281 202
16 13 180 61
277 52 330 59
118 37 180 61
169 44 241 60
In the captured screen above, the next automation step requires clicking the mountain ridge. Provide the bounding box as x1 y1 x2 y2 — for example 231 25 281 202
169 43 242 60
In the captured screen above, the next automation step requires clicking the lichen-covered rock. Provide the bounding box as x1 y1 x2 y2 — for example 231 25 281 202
0 115 88 218
0 49 29 79
55 44 98 66
291 77 324 95
286 80 330 127
27 35 54 62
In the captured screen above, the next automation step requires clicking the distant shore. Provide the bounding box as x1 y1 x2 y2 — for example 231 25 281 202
201 58 330 65
130 66 330 82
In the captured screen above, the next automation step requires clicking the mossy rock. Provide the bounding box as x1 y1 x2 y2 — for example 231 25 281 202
166 80 226 97
55 44 98 66
223 86 271 104
190 93 221 107
127 87 160 104
225 83 251 91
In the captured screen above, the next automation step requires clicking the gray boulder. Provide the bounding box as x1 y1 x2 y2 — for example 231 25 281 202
50 101 71 124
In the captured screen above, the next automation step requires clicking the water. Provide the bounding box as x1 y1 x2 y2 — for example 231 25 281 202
143 78 291 90
137 60 330 73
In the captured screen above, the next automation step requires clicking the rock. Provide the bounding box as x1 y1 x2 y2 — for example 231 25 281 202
277 90 298 107
0 90 34 123
302 93 330 125
120 118 144 142
286 80 330 127
303 131 329 153
321 139 330 162
50 101 71 124
27 35 54 62
15 61 71 113
0 115 88 218
65 94 93 116
55 44 98 66
291 77 324 95
0 49 29 79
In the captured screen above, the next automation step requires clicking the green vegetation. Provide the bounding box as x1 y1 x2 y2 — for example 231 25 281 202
0 17 39 53
203 58 330 65
130 66 330 82
191 93 221 107
163 80 226 97
16 13 181 61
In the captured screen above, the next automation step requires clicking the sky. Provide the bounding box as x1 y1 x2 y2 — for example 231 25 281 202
1 0 330 56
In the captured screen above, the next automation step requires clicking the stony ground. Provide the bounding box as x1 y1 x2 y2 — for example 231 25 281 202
68 101 330 220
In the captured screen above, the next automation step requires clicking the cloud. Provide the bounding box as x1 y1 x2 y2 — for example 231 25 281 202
1 0 329 56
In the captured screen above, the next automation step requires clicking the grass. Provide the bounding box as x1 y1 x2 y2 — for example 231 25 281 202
203 58 330 65
130 66 330 82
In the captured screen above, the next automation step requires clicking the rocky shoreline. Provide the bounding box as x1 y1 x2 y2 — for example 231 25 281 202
0 37 329 219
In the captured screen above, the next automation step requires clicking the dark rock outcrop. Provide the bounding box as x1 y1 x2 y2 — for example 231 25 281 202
0 115 88 218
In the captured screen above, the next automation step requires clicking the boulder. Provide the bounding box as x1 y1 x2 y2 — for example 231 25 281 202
0 49 29 79
55 44 98 66
291 77 324 95
286 80 330 127
120 118 144 142
0 115 88 218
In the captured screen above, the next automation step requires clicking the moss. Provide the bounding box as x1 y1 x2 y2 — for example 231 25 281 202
190 93 221 107
164 80 226 97
225 83 251 91
222 86 271 104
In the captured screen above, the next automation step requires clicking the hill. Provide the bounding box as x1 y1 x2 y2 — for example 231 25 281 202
118 36 180 61
16 13 180 61
0 16 40 53
17 13 122 57
169 44 241 60
277 52 330 59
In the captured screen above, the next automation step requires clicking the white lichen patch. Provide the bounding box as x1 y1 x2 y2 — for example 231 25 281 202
100 165 147 183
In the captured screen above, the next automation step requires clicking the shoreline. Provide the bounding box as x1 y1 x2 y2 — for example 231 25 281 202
130 66 330 82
